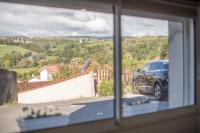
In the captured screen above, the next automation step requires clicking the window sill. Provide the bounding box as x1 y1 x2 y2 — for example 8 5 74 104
31 105 197 133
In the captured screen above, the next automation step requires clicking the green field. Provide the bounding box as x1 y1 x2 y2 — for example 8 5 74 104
0 45 29 57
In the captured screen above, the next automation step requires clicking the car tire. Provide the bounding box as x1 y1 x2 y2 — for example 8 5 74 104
154 83 162 101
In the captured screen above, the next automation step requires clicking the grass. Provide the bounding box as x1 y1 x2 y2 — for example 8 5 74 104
10 67 39 74
47 56 59 60
0 44 29 57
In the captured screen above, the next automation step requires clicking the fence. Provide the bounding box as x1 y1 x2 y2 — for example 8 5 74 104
96 69 133 85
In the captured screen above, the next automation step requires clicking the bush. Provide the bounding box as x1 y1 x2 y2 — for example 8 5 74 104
122 85 132 95
97 80 113 96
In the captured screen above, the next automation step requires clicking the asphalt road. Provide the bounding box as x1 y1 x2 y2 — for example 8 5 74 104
0 95 168 133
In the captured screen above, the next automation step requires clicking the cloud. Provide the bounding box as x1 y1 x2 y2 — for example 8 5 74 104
122 16 168 36
0 2 167 37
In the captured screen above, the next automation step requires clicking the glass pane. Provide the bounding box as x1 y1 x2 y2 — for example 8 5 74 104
121 14 194 117
0 2 114 132
149 62 162 71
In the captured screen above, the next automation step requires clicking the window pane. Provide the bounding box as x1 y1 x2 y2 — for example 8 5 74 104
0 2 113 132
149 62 163 71
122 14 194 117
141 64 150 72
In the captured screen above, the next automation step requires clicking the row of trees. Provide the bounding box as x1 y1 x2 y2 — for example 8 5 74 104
0 51 45 69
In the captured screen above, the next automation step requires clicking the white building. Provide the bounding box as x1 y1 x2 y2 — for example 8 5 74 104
40 64 61 81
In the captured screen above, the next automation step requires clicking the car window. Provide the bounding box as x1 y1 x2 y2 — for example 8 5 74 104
141 64 151 72
149 62 162 71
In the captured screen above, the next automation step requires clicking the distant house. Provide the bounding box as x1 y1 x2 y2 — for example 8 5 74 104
12 36 32 44
40 64 61 81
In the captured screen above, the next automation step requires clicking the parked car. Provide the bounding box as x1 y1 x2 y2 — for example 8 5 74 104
132 60 168 100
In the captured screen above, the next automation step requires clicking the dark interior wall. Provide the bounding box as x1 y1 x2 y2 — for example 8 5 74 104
0 69 17 105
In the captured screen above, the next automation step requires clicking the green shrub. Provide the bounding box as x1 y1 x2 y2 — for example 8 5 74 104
97 80 113 96
123 85 132 95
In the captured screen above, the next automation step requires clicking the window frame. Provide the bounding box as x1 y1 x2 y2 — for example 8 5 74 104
0 0 198 133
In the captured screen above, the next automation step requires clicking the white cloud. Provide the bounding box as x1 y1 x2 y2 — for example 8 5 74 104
0 2 167 37
122 16 168 36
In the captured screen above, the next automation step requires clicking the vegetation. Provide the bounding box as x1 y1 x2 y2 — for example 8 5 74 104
0 36 168 81
97 80 114 96
0 45 29 57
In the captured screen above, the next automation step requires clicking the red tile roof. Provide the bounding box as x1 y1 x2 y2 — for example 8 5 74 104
40 64 61 74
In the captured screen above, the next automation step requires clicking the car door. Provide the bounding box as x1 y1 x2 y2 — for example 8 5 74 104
146 62 162 92
137 63 151 91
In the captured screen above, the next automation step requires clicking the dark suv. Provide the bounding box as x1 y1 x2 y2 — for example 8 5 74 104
132 60 168 100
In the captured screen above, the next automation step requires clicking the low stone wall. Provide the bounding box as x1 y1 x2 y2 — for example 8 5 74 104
0 68 17 105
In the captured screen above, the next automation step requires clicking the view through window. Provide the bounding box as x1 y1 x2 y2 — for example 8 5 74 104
0 2 114 132
0 2 195 133
121 15 194 117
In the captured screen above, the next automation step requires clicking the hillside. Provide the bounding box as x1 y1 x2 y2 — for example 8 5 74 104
0 36 168 80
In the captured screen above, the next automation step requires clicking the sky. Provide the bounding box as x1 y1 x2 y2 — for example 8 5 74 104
0 2 168 37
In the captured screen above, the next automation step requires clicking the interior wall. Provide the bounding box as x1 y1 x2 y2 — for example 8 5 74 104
106 115 198 133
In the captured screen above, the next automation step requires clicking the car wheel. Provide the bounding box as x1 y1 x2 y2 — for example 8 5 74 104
154 83 162 100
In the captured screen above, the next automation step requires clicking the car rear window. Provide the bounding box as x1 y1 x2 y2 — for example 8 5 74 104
162 62 168 69
149 62 162 71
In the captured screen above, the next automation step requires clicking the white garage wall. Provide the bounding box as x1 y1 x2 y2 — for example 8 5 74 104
168 21 184 108
18 73 95 104
168 20 194 108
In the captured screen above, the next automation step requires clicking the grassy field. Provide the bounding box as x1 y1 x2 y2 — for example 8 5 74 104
0 45 29 57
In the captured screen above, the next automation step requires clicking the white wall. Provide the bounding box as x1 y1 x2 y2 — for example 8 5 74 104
168 21 184 108
40 69 48 81
18 73 95 104
168 20 194 108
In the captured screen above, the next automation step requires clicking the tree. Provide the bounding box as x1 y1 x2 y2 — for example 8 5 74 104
160 43 168 59
122 53 136 70
41 44 50 52
10 51 23 66
2 54 12 68
3 59 12 68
